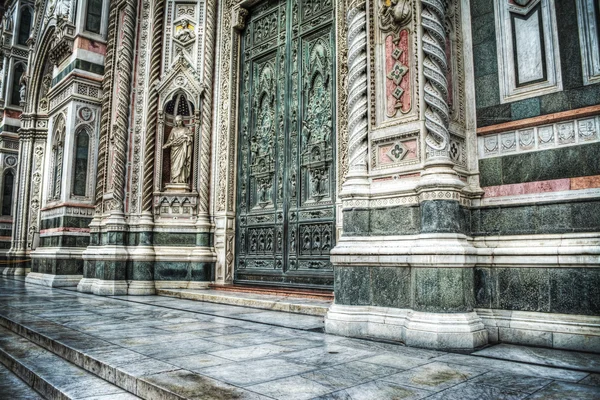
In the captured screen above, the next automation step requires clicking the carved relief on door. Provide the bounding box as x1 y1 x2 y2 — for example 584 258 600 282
236 0 335 288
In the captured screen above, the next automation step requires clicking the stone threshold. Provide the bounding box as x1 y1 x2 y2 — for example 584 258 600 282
209 284 334 300
0 312 261 400
157 288 332 317
0 325 139 399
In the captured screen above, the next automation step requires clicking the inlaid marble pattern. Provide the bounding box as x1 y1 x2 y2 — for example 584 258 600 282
478 115 600 159
0 278 598 400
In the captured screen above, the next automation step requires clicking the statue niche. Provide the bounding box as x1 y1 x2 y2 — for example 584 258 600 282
161 93 195 192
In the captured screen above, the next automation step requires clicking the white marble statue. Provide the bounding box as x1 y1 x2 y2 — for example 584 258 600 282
47 0 71 19
163 115 193 185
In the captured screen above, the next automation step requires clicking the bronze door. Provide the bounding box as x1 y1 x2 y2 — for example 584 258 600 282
235 0 336 288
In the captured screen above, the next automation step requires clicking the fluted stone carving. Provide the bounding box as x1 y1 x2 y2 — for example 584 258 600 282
422 0 450 160
142 0 165 213
345 0 369 181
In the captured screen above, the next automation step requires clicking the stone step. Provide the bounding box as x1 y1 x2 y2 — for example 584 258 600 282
157 288 332 316
0 311 268 399
0 362 44 399
0 325 139 400
209 284 335 300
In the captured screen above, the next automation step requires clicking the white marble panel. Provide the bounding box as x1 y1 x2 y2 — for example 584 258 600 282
514 9 544 85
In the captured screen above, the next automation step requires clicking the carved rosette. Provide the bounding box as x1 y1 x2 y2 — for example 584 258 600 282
421 0 450 160
345 0 369 181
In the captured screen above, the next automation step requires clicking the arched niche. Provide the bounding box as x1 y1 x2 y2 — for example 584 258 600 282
158 91 196 191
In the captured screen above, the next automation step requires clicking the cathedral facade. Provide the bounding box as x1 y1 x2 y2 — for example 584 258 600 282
0 0 598 351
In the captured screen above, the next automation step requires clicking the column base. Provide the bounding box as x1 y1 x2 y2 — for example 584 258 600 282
404 311 488 350
325 304 488 351
77 278 97 293
2 267 29 277
91 280 129 296
127 280 156 295
24 273 82 288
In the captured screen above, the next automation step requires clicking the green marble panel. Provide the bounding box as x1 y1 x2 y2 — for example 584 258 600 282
413 268 473 313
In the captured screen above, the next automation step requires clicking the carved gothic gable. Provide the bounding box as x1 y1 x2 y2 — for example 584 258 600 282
156 57 204 104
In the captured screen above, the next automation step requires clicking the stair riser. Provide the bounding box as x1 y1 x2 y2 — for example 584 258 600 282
157 289 329 316
0 347 71 400
0 314 184 400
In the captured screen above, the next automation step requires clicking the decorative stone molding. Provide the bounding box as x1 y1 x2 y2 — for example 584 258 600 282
576 0 600 85
48 18 75 66
478 115 600 159
494 0 562 103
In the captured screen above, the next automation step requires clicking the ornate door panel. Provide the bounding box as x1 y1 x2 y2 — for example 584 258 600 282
236 0 335 288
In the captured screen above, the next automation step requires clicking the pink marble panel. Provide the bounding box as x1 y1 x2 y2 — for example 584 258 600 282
483 178 571 198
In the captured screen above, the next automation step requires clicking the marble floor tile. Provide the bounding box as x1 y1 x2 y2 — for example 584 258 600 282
425 382 528 400
209 343 297 361
278 344 380 368
527 381 600 399
381 361 486 391
271 337 331 350
109 331 211 347
299 360 399 391
334 338 446 359
247 375 334 400
153 321 231 333
469 371 553 393
435 353 589 382
199 357 315 386
203 331 289 347
128 338 230 359
314 379 433 400
360 353 431 371
474 344 600 373
138 369 269 400
579 373 600 387
163 354 231 371
91 327 172 340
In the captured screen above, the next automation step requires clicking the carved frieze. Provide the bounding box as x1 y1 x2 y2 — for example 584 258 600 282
478 115 600 159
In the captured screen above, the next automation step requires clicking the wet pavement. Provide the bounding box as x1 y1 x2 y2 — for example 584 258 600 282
0 277 598 399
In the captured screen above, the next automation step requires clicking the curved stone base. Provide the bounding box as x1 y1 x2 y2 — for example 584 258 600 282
25 273 82 288
91 280 128 296
1 267 29 277
127 280 156 295
77 278 97 293
325 304 488 351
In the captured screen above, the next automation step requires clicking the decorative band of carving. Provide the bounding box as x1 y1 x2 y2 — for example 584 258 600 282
346 1 369 176
422 0 450 159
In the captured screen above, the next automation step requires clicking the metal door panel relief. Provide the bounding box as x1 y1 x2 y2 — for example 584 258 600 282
236 0 335 287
